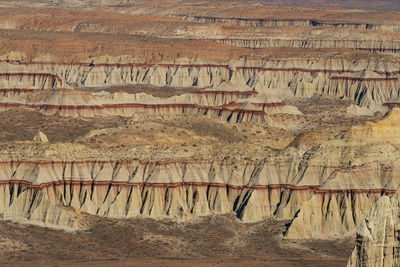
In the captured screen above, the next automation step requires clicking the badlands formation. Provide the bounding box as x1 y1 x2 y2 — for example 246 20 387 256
0 0 399 266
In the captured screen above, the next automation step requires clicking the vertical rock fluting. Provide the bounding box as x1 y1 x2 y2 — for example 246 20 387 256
0 61 398 237
0 89 299 121
2 59 399 106
217 39 400 53
0 151 396 236
171 15 400 32
0 72 61 90
347 193 400 267
284 191 385 239
0 183 79 230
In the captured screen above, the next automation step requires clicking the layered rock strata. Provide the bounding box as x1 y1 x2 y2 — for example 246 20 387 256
346 192 400 267
0 58 399 107
284 110 400 239
0 2 398 265
0 158 390 232
217 38 400 53
0 72 61 90
0 88 300 122
1 109 400 236
346 187 400 267
172 15 400 32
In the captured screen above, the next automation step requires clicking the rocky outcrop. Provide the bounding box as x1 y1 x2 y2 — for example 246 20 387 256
217 38 400 53
172 15 400 32
283 110 400 239
2 2 400 265
0 58 399 107
347 193 400 267
0 64 398 235
0 72 61 90
0 185 81 231
0 87 301 122
1 108 399 234
33 131 48 143
0 159 389 230
343 111 400 265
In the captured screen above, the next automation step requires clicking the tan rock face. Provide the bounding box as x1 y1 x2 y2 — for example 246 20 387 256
349 109 400 146
0 0 398 264
0 59 398 107
0 111 398 233
347 193 400 267
33 131 48 143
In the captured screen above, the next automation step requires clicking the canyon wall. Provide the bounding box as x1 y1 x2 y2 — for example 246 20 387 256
347 192 400 267
0 58 399 107
2 111 400 237
172 15 400 32
217 38 400 53
0 3 399 265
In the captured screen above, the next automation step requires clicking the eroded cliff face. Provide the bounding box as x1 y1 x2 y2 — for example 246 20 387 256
0 159 385 232
0 1 399 265
217 38 400 53
285 110 400 238
0 88 299 122
0 109 397 236
172 15 400 32
347 192 400 267
0 57 399 107
0 55 397 240
345 113 400 265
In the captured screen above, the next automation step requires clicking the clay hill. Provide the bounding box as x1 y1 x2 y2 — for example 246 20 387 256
0 0 398 266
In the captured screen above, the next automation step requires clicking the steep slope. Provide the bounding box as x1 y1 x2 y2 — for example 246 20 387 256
347 191 400 267
0 1 398 265
0 109 393 234
285 110 400 239
0 56 399 107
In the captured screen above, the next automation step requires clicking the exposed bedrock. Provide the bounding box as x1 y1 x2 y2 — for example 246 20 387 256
284 191 383 239
0 64 399 237
172 15 400 32
2 58 400 107
284 110 400 239
0 160 300 229
345 110 400 264
217 38 400 53
0 72 61 90
347 192 400 267
0 185 80 231
1 119 399 237
0 88 300 122
0 102 272 122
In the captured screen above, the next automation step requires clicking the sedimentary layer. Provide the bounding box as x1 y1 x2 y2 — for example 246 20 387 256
171 15 400 32
0 3 398 265
347 192 400 267
0 109 398 236
0 88 300 122
0 158 394 233
0 57 399 107
217 38 400 53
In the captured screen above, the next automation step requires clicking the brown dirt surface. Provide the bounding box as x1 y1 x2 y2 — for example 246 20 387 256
0 2 398 63
0 96 378 159
0 109 129 142
0 214 354 267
